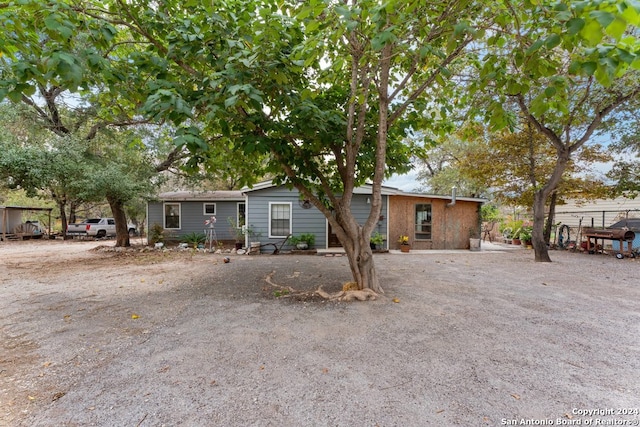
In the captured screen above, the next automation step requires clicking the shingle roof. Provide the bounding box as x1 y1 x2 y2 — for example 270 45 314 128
157 191 244 201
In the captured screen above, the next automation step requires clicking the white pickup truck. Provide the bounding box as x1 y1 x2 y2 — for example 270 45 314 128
66 218 137 238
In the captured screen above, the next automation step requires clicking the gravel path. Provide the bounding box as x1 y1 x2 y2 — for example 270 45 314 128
1 240 639 426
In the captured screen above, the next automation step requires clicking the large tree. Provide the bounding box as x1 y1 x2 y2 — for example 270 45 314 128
47 0 491 292
0 105 160 243
475 0 640 261
415 125 492 198
0 2 192 245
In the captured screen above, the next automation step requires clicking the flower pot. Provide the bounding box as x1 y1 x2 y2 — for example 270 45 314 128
400 245 410 253
469 238 481 251
296 242 309 250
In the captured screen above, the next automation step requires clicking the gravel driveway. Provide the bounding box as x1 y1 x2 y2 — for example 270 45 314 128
1 240 639 426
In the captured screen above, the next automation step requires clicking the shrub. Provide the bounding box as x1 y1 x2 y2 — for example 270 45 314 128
290 233 315 247
181 232 207 248
148 223 164 245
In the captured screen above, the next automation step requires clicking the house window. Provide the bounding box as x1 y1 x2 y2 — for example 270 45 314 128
415 204 432 240
237 202 246 227
164 203 181 229
203 203 216 215
269 202 291 237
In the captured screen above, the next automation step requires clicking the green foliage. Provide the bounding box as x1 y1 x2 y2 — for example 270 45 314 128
480 204 502 223
181 232 207 248
148 223 165 245
289 233 316 247
273 289 290 298
475 0 640 131
5 0 637 276
518 226 533 242
502 220 524 238
370 232 385 246
227 216 245 242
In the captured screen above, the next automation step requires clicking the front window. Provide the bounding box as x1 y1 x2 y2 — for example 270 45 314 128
269 202 291 237
164 203 181 229
415 204 432 240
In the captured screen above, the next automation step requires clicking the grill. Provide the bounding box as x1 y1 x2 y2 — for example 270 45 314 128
583 227 636 258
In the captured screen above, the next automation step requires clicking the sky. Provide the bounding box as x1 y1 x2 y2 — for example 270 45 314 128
383 171 421 192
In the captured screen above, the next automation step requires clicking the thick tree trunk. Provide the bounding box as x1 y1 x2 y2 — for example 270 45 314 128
532 190 552 262
330 206 383 294
544 191 557 246
57 200 68 239
530 142 572 262
107 196 130 247
69 201 78 225
342 229 381 293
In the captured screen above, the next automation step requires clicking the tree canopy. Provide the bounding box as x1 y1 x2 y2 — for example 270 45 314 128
472 0 640 261
2 0 639 285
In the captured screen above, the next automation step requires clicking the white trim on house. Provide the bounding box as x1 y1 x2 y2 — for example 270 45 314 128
236 202 246 227
163 202 181 230
268 201 292 238
203 203 216 216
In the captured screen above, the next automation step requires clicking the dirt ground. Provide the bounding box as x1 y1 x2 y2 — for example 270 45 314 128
1 239 639 427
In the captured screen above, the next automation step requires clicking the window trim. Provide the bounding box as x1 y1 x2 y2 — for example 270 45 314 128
163 202 181 230
268 202 292 238
414 203 432 241
203 203 216 216
236 202 246 228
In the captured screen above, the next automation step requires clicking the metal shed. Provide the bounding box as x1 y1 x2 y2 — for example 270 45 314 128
0 206 53 241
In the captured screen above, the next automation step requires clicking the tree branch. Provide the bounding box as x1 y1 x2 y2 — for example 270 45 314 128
155 145 187 172
515 93 564 150
84 118 155 141
388 35 473 126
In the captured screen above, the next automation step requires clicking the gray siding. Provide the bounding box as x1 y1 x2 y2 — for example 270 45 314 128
147 200 244 240
246 185 388 251
246 186 326 251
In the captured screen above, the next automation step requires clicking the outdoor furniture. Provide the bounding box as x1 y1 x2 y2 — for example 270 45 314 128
13 222 41 240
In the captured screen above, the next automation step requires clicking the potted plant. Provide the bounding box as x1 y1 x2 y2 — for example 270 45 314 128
469 227 481 251
519 226 533 247
227 217 245 250
511 227 522 245
501 227 513 244
370 232 385 250
290 233 315 250
398 234 410 252
181 232 207 249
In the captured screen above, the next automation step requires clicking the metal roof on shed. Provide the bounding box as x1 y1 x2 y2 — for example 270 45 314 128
610 218 640 230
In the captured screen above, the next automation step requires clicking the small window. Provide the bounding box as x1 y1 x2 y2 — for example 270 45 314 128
237 202 246 227
164 203 181 229
415 204 432 240
203 203 216 215
269 202 291 237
